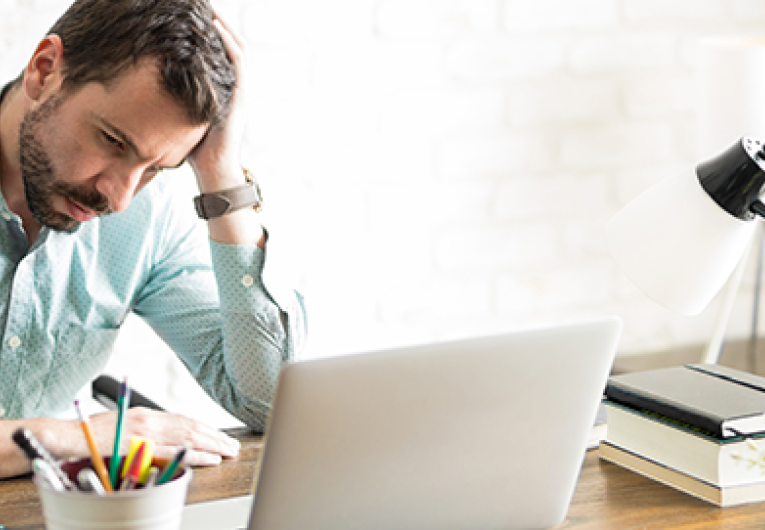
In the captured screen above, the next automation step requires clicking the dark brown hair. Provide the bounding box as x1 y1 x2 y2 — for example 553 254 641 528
44 0 235 126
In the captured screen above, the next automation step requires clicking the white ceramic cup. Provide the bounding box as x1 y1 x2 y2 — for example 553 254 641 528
36 457 192 530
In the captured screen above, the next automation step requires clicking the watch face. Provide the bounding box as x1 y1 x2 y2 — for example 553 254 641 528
194 178 261 219
194 194 231 219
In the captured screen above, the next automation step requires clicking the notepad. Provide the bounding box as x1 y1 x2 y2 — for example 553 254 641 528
606 364 765 438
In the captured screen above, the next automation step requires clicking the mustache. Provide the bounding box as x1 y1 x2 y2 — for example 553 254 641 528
63 188 112 215
54 183 112 215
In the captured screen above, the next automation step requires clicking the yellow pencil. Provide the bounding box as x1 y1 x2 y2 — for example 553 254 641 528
74 400 114 492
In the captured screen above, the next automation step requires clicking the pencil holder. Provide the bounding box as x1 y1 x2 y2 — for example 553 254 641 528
35 456 192 530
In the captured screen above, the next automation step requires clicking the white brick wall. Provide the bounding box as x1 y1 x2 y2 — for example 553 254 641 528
5 0 765 426
735 0 765 18
504 0 618 31
447 37 565 81
623 0 726 21
569 33 677 73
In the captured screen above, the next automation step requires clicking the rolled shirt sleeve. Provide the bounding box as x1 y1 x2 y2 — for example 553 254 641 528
131 190 307 431
208 239 307 427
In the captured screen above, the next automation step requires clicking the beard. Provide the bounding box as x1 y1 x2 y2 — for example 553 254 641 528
18 94 111 232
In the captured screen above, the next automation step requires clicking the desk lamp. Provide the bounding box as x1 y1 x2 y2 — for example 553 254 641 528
605 137 765 360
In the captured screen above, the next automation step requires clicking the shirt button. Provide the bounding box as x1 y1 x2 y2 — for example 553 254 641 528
8 336 21 349
241 274 254 288
1 211 11 221
0 405 5 418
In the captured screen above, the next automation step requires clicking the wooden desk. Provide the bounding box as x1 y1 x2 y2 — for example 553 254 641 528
2 431 765 529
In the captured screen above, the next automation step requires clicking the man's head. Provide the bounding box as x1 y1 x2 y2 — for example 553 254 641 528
11 0 234 231
47 0 235 127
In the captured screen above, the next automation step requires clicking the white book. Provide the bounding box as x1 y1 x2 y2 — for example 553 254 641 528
599 441 765 508
605 401 765 487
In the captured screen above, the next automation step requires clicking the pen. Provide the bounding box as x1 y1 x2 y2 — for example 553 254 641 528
120 441 146 491
109 377 130 489
74 400 114 492
77 468 107 496
32 458 65 492
156 444 189 485
12 427 75 490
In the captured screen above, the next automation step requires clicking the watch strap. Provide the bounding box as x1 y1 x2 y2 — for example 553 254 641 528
194 172 263 220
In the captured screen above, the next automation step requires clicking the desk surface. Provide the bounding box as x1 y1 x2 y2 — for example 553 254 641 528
2 427 765 529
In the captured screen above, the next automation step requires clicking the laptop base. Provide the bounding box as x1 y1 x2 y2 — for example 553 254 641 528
181 495 252 530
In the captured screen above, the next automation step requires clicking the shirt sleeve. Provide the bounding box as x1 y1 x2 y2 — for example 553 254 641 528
131 200 307 431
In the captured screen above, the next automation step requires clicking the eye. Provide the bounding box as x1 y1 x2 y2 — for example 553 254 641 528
101 131 125 151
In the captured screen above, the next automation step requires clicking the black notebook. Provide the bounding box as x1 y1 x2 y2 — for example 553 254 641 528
605 364 765 438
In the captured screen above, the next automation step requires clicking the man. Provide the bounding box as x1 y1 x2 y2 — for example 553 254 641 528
0 0 307 478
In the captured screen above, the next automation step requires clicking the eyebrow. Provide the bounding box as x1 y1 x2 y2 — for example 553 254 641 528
97 117 187 170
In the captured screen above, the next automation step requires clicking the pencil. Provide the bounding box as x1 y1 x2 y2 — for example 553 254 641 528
156 444 189 485
120 441 146 491
74 400 114 492
109 377 130 488
120 436 155 482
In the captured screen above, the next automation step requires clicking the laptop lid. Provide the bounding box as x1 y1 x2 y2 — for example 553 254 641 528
247 316 621 530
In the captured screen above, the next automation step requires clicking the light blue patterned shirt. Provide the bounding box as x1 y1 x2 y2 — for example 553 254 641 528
0 174 307 431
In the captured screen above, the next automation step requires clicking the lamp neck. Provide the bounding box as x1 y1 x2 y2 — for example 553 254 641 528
697 137 765 221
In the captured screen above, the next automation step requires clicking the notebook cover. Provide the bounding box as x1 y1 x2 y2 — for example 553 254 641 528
605 365 765 438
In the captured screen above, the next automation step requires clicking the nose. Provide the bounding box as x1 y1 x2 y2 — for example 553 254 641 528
95 165 147 212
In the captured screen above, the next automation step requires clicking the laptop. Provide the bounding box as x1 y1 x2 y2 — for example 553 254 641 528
181 316 622 530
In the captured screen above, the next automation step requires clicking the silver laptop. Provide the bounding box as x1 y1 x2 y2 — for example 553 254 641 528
182 316 622 530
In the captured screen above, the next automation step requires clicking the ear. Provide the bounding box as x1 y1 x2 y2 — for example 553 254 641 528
23 35 65 102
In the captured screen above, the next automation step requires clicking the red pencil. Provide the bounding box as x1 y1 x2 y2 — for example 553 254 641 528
119 441 146 491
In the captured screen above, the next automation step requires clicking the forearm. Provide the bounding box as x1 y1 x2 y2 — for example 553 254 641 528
188 12 265 251
0 417 83 479
0 409 241 480
205 190 266 249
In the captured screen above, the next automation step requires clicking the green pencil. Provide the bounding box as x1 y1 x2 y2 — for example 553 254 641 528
156 444 189 485
109 378 130 489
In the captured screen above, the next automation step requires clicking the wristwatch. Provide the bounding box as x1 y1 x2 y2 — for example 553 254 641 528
194 168 263 220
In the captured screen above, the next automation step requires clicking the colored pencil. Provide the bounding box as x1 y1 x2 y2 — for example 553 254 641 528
74 400 114 492
120 441 146 491
156 444 189 485
109 377 130 488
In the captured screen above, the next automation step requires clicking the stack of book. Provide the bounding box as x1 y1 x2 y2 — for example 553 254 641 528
599 363 765 507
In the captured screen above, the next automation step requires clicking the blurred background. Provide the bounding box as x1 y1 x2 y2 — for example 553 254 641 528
3 0 765 426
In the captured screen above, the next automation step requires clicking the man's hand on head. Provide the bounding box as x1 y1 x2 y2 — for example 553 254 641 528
187 10 265 248
188 10 248 192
